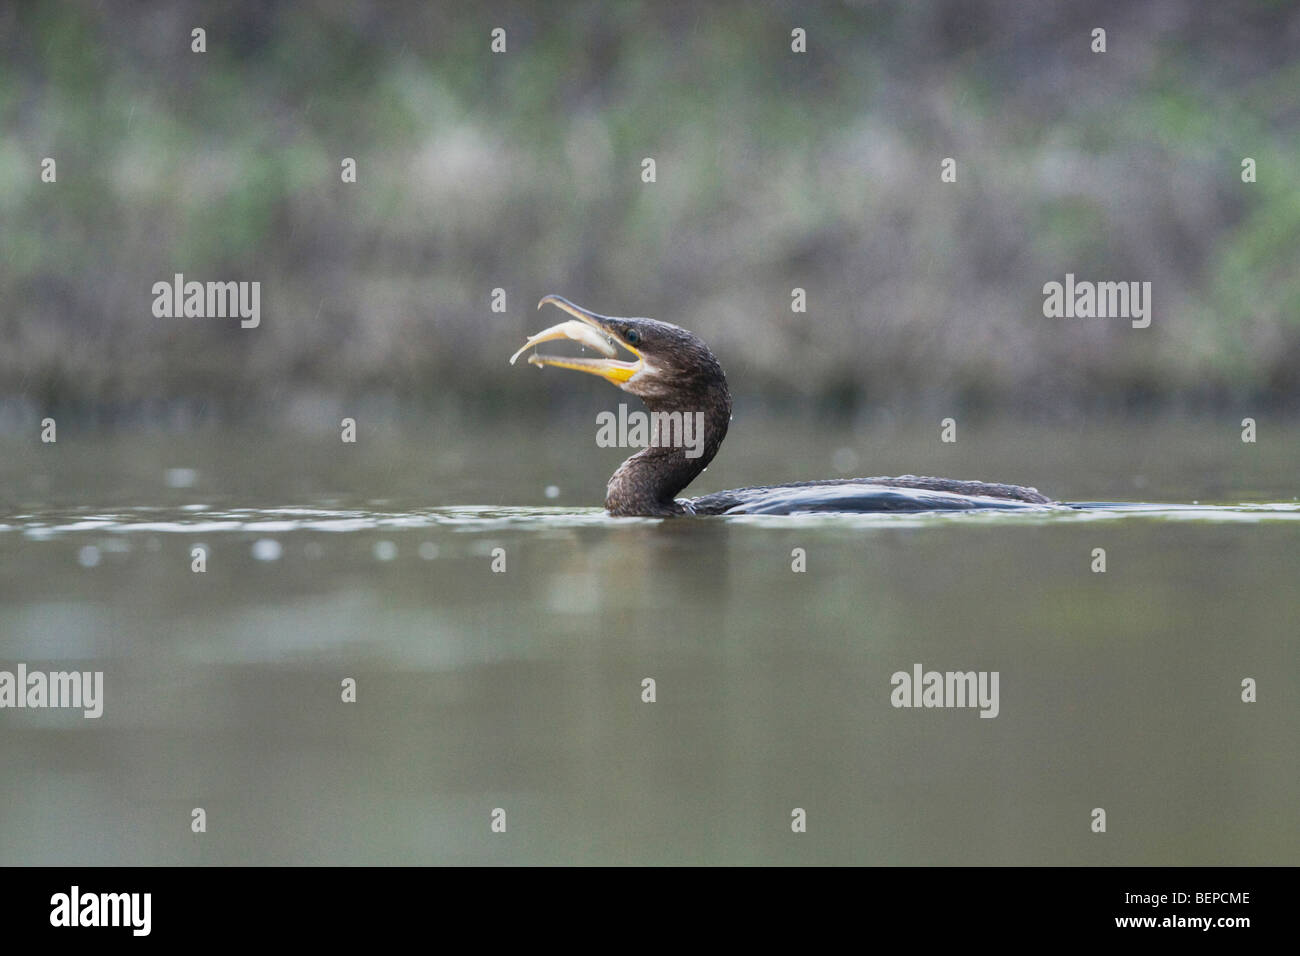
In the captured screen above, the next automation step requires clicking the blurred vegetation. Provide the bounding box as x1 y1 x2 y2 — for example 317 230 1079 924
1 0 1298 426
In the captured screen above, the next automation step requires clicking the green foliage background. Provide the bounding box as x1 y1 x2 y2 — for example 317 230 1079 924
2 0 1297 421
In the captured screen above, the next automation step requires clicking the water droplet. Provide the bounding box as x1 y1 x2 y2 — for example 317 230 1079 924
77 545 101 568
251 539 283 561
165 467 199 488
544 485 561 499
373 540 397 561
832 447 859 474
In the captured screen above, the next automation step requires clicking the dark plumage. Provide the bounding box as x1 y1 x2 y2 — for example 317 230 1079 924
514 296 1056 517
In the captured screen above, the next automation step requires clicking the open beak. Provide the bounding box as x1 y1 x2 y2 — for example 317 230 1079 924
509 295 644 386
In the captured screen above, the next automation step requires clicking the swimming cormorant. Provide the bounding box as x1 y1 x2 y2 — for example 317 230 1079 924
511 295 1057 516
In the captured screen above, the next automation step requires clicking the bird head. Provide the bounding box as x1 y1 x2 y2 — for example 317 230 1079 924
511 295 726 408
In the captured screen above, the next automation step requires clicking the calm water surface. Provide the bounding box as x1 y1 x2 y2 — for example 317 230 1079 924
1 420 1297 864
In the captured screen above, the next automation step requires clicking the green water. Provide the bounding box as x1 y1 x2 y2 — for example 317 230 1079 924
1 420 1297 864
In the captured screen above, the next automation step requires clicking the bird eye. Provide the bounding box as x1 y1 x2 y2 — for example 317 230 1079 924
625 329 641 345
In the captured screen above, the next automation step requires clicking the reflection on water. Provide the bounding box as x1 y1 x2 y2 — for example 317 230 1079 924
1 422 1297 864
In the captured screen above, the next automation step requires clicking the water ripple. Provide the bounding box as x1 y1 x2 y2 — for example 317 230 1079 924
2 501 1299 537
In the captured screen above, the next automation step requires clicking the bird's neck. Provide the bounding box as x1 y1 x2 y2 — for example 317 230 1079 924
605 385 731 516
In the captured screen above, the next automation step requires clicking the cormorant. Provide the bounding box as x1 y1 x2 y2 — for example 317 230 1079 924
511 295 1057 516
